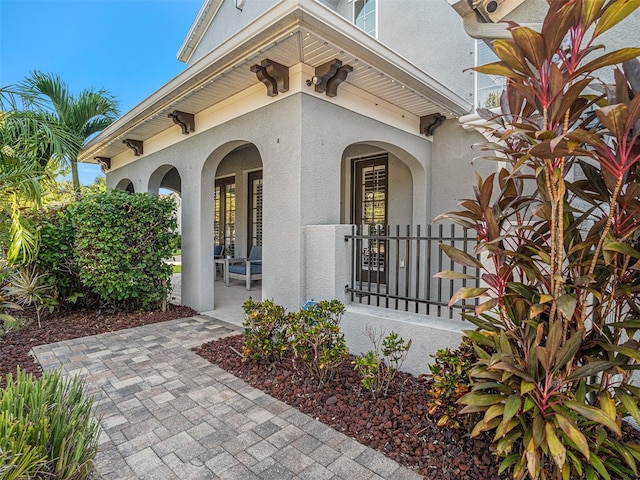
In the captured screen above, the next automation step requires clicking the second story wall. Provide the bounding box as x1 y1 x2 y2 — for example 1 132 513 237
187 0 280 66
320 0 475 104
377 0 474 103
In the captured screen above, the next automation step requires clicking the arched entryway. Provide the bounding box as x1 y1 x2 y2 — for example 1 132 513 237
199 141 264 313
114 178 135 193
340 141 426 296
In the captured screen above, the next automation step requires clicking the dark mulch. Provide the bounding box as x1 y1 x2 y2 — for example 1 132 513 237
194 334 505 480
0 305 197 387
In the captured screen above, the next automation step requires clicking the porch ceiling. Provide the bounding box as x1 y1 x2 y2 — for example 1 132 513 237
81 0 472 163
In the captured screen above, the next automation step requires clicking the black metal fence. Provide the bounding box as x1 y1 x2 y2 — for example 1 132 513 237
345 223 481 319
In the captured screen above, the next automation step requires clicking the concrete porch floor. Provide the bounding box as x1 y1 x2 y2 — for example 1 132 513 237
170 274 260 328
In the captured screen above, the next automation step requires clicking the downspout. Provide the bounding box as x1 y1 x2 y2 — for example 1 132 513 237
461 12 541 39
448 0 542 40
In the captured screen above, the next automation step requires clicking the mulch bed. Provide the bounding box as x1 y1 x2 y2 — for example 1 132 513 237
0 305 196 388
194 334 506 480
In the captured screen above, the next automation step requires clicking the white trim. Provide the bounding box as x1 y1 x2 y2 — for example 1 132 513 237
82 0 471 163
177 0 224 64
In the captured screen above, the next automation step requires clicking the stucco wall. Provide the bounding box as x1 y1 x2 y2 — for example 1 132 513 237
429 118 490 220
187 0 280 66
106 92 438 312
377 0 475 101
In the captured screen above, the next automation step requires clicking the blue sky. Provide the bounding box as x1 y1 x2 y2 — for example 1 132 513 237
1 0 202 185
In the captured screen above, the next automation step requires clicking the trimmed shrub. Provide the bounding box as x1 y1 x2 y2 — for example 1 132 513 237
287 300 347 384
242 297 289 362
30 206 85 307
71 190 177 310
0 369 99 479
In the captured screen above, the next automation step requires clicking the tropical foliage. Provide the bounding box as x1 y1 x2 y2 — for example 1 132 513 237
0 87 76 264
0 369 99 480
16 71 118 197
437 1 640 479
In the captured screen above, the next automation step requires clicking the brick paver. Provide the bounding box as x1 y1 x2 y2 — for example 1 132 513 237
31 315 422 479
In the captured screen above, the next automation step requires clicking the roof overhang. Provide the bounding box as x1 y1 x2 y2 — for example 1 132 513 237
81 0 473 163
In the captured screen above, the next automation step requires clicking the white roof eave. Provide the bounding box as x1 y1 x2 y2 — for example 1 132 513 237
82 0 472 162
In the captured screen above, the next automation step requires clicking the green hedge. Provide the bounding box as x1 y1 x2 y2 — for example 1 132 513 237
71 191 177 310
28 190 178 311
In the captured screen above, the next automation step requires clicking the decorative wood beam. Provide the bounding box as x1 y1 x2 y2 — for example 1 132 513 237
326 65 353 97
122 139 144 156
250 59 289 97
95 156 111 172
168 110 195 134
420 113 446 136
310 59 352 97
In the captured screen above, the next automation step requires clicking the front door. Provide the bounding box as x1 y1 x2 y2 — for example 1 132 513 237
352 154 388 284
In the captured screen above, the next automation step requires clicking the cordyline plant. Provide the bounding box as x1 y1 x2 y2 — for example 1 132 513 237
436 1 640 479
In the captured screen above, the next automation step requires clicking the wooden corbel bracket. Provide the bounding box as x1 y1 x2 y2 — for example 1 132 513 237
420 114 446 136
311 59 353 97
251 59 289 97
123 139 144 156
168 110 195 134
94 156 111 172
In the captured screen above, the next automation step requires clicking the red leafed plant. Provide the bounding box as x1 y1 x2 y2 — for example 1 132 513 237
436 1 640 479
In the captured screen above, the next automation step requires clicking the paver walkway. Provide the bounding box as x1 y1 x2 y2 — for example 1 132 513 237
31 315 422 480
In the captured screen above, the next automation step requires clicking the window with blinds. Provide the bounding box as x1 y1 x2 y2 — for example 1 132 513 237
214 176 236 256
248 170 263 251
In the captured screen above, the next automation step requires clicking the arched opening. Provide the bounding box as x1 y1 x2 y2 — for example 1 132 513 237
340 141 425 228
148 165 181 195
201 141 264 312
115 178 135 193
340 141 425 297
148 165 183 305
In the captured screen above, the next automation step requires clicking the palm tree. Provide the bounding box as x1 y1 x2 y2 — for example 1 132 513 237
17 71 119 198
0 88 76 263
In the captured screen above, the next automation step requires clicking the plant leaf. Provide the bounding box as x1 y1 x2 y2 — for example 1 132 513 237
556 294 577 320
439 244 483 268
448 287 489 306
565 401 621 435
566 360 618 381
555 413 590 460
616 389 640 425
433 270 477 280
546 422 567 471
552 328 584 374
593 0 640 38
603 241 640 259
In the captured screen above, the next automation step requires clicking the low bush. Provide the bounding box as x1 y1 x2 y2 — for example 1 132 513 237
426 335 480 429
353 326 411 398
287 300 347 384
242 297 289 362
0 369 100 479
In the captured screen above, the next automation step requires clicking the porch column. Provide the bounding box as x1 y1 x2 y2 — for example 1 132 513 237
180 170 215 312
303 225 352 304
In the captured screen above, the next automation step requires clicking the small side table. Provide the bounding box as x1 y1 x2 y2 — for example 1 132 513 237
214 258 226 282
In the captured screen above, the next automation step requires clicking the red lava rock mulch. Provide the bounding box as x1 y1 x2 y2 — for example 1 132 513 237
0 305 197 387
194 334 506 480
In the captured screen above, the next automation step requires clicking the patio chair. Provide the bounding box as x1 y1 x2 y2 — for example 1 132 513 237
225 246 262 290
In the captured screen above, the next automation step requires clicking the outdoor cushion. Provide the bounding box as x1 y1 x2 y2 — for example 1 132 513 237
228 262 262 275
